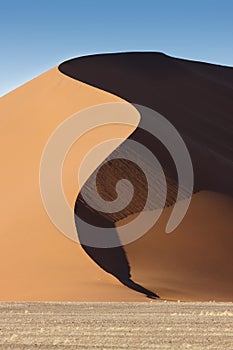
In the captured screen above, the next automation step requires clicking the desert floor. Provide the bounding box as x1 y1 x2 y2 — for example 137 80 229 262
0 302 232 349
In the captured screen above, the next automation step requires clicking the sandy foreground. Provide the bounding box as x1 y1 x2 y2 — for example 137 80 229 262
0 302 232 349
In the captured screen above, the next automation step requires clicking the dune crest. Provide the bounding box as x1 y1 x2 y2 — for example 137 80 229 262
1 53 233 301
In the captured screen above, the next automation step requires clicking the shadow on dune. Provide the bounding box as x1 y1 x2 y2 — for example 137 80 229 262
74 196 159 299
63 52 233 297
59 52 233 196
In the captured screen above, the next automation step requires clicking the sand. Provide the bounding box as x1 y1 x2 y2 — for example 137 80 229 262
0 67 140 301
60 52 233 196
63 52 233 302
1 302 233 349
119 191 233 301
0 53 232 302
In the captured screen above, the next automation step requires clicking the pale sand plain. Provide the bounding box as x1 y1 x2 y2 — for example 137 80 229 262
1 302 233 349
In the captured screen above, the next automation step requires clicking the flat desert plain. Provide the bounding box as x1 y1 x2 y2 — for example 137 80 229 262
1 302 233 349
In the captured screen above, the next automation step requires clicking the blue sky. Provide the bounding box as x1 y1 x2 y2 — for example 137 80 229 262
0 0 232 96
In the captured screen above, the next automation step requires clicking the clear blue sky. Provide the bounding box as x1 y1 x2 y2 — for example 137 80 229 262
0 0 232 96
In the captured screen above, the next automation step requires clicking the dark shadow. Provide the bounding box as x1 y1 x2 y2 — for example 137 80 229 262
65 52 233 298
74 196 159 299
59 52 233 196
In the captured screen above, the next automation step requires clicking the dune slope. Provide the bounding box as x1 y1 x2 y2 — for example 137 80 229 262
1 53 233 301
0 67 142 301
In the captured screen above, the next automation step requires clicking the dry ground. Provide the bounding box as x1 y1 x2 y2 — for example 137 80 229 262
0 302 232 349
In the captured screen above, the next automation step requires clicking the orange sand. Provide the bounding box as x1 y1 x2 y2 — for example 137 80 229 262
0 67 232 301
0 68 140 301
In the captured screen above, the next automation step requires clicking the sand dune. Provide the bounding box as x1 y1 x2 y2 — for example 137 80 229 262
120 192 233 301
60 53 233 301
0 67 141 301
60 52 233 196
0 53 232 301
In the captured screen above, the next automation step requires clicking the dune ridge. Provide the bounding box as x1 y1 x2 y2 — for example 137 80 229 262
0 52 232 301
61 52 233 301
59 52 233 196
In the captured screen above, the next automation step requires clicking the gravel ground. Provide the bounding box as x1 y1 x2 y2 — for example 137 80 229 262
0 302 232 349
